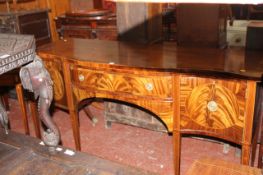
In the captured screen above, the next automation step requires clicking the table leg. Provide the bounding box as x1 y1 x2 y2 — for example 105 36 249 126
16 83 30 135
29 100 41 139
173 130 181 175
258 98 263 168
0 100 8 134
20 56 60 152
69 109 81 151
241 143 251 165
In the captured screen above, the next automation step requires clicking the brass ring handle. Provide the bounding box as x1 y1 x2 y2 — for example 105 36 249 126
207 100 218 112
78 74 85 81
145 82 154 91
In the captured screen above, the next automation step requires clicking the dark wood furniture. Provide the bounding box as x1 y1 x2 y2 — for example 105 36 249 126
0 9 51 47
246 21 263 51
176 4 228 48
259 105 263 168
93 0 103 9
256 84 263 168
248 5 263 19
37 38 263 175
162 3 176 41
0 129 157 175
54 10 117 40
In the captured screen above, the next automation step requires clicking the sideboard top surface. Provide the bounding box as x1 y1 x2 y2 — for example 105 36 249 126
38 38 263 80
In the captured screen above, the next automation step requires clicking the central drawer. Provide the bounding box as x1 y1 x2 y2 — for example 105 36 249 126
71 67 173 99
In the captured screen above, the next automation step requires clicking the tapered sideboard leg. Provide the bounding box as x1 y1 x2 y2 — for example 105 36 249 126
173 130 181 175
70 109 81 151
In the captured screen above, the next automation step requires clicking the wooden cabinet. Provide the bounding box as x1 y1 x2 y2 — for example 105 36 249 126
176 4 228 48
117 2 162 43
0 9 51 46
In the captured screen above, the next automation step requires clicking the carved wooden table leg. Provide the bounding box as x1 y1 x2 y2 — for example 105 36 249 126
16 83 30 135
20 56 60 152
28 100 41 139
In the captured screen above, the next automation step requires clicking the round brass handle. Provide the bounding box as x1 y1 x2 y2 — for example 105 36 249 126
78 74 85 81
145 83 154 91
207 100 218 112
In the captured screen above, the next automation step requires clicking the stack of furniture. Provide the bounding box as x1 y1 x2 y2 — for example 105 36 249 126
54 9 117 40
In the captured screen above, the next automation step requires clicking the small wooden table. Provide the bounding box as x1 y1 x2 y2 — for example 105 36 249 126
38 39 263 175
0 33 60 151
0 34 35 133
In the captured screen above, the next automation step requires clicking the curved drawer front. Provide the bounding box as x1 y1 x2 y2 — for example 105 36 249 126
71 67 173 99
180 75 247 141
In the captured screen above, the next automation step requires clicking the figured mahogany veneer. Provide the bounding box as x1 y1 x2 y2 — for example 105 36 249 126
180 76 247 142
37 39 263 175
71 65 174 131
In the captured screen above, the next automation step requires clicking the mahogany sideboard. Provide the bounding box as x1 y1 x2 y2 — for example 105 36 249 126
37 39 263 175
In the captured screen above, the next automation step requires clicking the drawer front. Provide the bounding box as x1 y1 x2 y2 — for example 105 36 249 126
180 75 247 141
71 67 172 99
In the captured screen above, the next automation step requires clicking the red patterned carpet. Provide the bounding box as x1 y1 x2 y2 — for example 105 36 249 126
8 98 245 175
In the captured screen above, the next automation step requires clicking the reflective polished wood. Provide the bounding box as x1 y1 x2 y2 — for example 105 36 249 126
38 38 263 175
38 39 262 80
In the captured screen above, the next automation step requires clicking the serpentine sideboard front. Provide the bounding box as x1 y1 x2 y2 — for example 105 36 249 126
37 38 263 175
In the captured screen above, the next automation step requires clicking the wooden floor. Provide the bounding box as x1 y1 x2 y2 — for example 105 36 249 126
7 98 259 175
0 130 157 175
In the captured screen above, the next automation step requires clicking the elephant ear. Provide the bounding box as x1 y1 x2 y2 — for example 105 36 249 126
19 55 53 99
19 67 33 93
